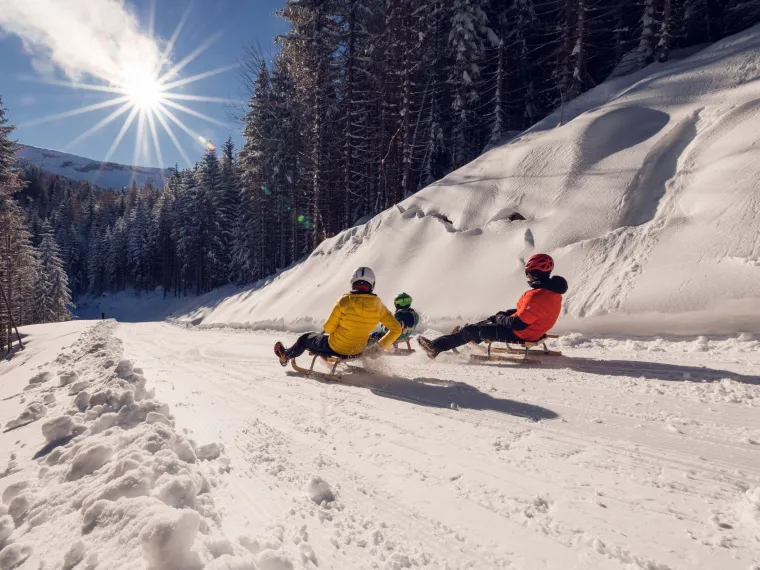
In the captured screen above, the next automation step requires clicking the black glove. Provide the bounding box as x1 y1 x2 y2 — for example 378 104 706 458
489 309 516 322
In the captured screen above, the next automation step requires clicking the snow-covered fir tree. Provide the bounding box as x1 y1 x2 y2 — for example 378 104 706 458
37 223 73 323
1 97 41 349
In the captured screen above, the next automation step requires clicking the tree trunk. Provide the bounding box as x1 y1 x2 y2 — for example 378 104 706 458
400 0 413 199
344 0 357 227
0 283 23 352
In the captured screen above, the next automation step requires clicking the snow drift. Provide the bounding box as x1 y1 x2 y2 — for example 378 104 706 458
186 26 758 335
0 322 296 569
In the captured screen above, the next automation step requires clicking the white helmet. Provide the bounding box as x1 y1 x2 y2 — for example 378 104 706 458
350 267 376 289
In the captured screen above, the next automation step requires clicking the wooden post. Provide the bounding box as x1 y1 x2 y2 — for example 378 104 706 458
0 284 23 352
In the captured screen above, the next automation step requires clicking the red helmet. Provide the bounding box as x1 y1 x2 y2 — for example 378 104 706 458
525 254 554 273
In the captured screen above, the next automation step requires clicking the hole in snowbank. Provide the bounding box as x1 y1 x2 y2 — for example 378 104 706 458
488 208 528 224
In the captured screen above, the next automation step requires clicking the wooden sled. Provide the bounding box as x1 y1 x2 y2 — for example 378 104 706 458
470 333 561 365
388 339 415 356
290 351 364 382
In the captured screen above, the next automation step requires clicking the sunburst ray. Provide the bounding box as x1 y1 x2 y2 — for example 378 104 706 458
33 77 124 95
101 107 141 166
63 101 134 150
154 110 192 167
158 106 206 149
146 112 167 185
153 5 192 77
161 93 229 103
159 32 222 85
160 99 229 127
159 64 237 92
21 96 130 127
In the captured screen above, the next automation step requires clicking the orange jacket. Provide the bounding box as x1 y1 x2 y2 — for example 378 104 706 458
324 293 402 356
513 288 563 341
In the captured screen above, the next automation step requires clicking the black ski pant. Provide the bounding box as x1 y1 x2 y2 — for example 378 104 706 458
286 332 341 359
431 323 522 353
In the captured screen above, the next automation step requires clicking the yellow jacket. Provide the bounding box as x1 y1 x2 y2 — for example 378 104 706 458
324 293 402 356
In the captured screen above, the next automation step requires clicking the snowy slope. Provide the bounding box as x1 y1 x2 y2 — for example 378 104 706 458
15 145 170 189
177 25 760 336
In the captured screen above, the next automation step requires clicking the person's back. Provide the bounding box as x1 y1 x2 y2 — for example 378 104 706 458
513 276 567 341
416 254 568 358
369 292 419 345
274 267 401 366
394 307 419 340
326 292 401 355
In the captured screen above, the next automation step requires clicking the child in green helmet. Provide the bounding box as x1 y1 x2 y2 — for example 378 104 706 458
370 292 420 344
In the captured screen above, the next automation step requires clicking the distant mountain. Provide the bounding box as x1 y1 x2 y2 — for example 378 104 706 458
15 144 171 189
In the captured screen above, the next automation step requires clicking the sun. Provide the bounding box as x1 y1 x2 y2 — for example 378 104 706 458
120 65 164 111
22 10 237 173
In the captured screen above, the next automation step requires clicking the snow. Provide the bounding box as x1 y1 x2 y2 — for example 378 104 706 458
105 321 760 569
4 403 46 432
15 145 170 190
161 25 760 338
27 371 51 385
63 539 86 569
0 321 285 569
40 415 77 442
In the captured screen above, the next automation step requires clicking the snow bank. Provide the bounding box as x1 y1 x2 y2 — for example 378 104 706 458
0 322 296 569
165 25 760 337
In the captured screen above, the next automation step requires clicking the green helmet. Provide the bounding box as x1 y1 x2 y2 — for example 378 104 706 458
394 292 413 308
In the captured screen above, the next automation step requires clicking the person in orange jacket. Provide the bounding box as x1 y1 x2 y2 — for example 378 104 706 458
417 254 567 358
274 267 402 365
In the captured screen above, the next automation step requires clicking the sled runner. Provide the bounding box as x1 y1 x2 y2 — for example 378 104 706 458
389 339 415 356
470 333 561 365
290 351 364 382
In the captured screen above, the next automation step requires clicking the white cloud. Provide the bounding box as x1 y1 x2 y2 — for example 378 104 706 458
0 0 162 85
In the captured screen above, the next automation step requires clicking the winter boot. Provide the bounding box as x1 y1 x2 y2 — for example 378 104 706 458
274 342 289 367
417 336 439 359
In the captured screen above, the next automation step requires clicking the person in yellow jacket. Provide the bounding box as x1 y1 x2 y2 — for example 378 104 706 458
274 267 402 365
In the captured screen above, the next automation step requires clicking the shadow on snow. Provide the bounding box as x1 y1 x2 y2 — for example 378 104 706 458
533 356 760 385
286 370 559 422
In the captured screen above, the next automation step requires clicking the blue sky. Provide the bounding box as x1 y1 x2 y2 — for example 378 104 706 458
0 0 288 167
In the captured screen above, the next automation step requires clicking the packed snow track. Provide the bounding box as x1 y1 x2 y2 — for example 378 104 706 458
116 322 760 570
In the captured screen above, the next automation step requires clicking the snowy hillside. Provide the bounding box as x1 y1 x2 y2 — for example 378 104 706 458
16 145 170 189
177 25 760 336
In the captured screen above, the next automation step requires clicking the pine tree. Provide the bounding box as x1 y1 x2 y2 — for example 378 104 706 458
448 0 497 167
128 193 153 291
107 217 128 291
0 97 30 350
153 169 180 295
87 222 106 295
239 60 274 281
37 223 73 323
638 0 658 67
200 148 226 290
